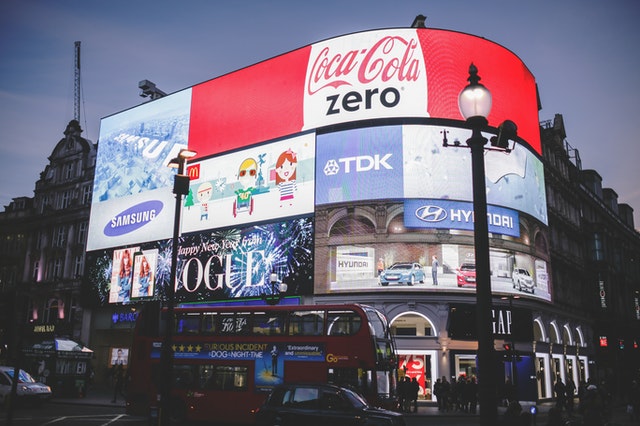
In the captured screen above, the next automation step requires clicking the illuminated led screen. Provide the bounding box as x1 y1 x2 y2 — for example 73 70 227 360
86 27 548 305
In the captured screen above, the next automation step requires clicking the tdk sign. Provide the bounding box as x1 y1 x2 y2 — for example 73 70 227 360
323 154 393 176
405 199 520 238
104 200 163 237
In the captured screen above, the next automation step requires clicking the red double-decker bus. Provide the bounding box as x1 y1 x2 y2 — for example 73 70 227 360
126 303 399 424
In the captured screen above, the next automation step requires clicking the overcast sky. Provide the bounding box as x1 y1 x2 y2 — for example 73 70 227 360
1 0 639 229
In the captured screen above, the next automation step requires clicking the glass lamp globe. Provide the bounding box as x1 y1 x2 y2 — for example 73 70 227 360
458 64 492 120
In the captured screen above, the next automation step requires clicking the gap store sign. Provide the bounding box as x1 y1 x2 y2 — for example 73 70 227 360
404 199 520 237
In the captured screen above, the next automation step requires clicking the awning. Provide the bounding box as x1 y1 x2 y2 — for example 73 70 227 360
23 338 93 359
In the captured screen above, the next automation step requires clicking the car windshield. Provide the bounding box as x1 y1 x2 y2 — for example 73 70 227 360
391 264 411 270
5 369 36 383
342 388 368 409
460 264 475 271
517 269 530 276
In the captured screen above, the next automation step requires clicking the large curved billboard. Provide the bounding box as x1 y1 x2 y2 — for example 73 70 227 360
188 28 539 158
86 27 548 305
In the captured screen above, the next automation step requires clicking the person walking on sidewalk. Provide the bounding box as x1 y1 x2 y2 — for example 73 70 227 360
111 363 125 403
554 376 566 411
410 377 419 413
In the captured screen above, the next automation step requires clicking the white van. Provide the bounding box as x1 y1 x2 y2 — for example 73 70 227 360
0 366 52 406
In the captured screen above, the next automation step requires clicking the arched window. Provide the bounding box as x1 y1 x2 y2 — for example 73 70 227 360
329 214 375 236
390 312 436 337
533 318 547 342
562 325 574 345
549 322 561 344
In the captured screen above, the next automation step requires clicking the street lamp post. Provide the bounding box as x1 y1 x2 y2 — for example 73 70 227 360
262 271 288 306
453 63 517 425
159 148 196 426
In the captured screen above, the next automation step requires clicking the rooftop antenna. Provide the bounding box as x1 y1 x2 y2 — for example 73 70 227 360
74 41 81 122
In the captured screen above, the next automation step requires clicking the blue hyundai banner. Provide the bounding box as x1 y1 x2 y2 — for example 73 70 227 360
404 199 520 237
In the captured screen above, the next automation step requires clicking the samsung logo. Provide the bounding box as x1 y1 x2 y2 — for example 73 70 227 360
414 205 447 222
104 200 163 237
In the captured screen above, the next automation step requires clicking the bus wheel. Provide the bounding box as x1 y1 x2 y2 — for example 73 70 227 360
169 398 187 422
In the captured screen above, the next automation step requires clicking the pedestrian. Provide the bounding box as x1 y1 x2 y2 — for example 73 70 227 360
581 379 604 426
111 363 125 403
440 376 451 412
377 258 385 276
397 376 407 412
410 377 419 413
434 378 443 410
501 400 522 426
546 407 565 426
554 376 566 410
565 378 576 413
402 376 412 412
466 376 478 414
503 378 516 406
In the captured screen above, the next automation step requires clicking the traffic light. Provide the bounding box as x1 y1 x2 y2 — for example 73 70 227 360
502 342 521 362
503 342 514 361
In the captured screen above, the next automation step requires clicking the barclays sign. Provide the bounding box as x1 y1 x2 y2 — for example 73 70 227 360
404 199 520 237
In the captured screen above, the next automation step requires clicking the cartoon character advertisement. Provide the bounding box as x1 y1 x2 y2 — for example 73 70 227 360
182 133 315 234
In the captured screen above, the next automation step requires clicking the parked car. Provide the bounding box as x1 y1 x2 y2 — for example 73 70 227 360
255 382 406 426
512 268 535 293
456 263 476 287
0 366 52 406
379 262 425 286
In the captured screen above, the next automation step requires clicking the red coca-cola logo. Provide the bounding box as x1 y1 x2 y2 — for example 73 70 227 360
307 35 421 95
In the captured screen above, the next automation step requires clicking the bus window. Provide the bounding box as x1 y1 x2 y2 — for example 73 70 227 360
327 310 361 335
375 341 394 363
201 312 217 334
218 312 250 335
364 308 388 338
289 310 324 336
174 365 195 388
252 311 285 335
176 313 200 335
205 365 248 391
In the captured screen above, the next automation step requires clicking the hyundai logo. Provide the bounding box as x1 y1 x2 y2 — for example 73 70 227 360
415 205 448 222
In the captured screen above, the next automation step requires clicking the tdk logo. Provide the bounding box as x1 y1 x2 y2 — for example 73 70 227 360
104 200 163 237
415 205 448 222
323 154 393 176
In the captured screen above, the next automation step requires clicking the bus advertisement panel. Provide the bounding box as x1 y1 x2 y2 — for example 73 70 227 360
126 304 398 424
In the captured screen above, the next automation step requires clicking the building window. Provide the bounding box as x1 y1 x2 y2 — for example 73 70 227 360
35 231 42 250
60 190 72 209
77 222 88 244
591 232 604 261
82 185 92 205
64 162 75 180
33 261 40 281
54 226 66 247
74 254 84 277
52 258 63 279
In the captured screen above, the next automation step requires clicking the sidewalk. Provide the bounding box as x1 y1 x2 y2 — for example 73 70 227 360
52 389 639 425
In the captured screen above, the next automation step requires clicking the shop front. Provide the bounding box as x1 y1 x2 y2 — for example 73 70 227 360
22 336 93 398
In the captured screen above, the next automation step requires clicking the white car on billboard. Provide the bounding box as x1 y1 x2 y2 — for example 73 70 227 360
512 268 535 294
